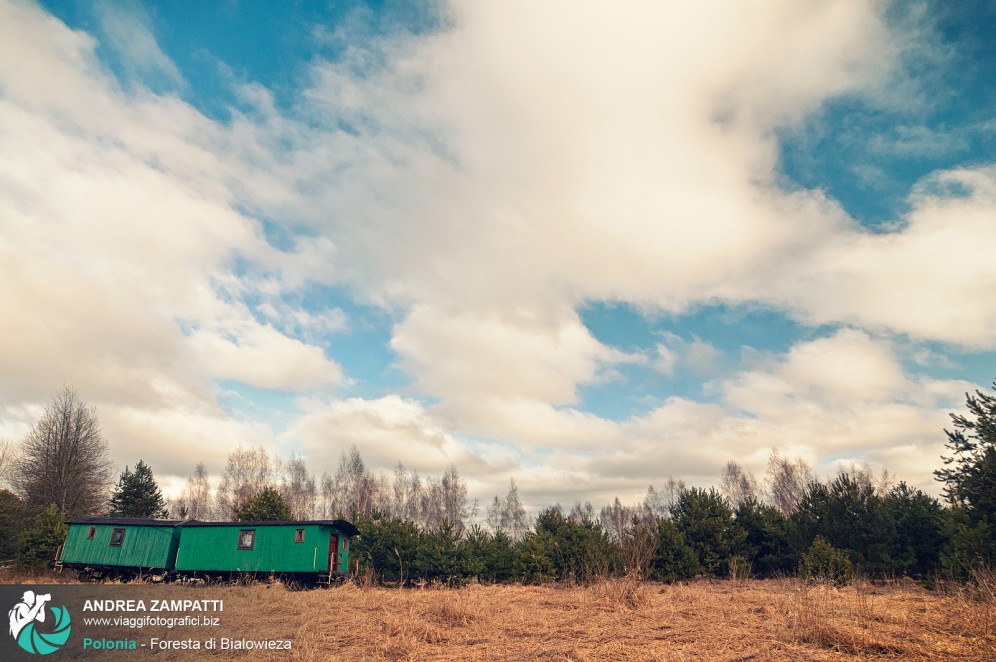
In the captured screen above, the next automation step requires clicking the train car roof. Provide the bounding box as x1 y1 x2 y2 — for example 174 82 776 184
65 517 360 536
181 519 360 536
66 517 182 526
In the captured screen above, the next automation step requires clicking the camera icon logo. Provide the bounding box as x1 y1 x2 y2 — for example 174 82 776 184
8 591 72 655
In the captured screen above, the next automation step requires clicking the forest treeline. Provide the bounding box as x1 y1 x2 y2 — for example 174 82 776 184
1 383 994 586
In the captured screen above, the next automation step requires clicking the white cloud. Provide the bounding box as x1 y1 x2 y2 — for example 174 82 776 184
95 2 185 91
187 323 343 390
100 405 277 479
288 395 482 474
391 305 626 406
278 334 966 509
1 0 991 512
434 397 620 452
766 166 996 347
0 1 346 481
724 329 908 412
499 330 972 506
248 0 912 433
867 124 968 157
653 333 724 378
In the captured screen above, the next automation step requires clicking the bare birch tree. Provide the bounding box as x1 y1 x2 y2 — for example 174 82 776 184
439 464 476 534
12 387 113 516
280 455 317 519
568 501 596 523
487 479 528 540
326 445 376 519
642 476 685 519
765 449 814 516
0 439 14 488
319 471 335 519
600 497 636 543
372 471 392 517
405 468 423 523
216 447 275 518
719 461 760 508
390 462 411 520
421 475 444 530
172 462 213 520
841 462 895 496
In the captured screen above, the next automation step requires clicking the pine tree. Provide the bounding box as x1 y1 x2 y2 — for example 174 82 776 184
671 487 745 577
234 486 293 521
17 503 68 571
648 518 700 582
935 381 996 520
791 473 895 576
108 460 168 518
0 489 25 560
734 497 793 577
934 380 996 572
883 483 944 578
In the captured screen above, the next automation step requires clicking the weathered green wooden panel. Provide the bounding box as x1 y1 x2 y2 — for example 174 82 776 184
61 521 180 570
176 523 354 574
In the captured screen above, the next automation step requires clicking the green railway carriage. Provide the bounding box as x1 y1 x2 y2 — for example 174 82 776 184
175 520 360 583
59 518 182 580
56 517 360 586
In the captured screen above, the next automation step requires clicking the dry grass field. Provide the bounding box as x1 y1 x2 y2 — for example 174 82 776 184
4 571 994 660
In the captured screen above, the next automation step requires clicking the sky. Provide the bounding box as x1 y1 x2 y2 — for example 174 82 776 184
1 0 995 512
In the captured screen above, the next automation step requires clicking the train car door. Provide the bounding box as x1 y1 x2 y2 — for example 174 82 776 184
328 533 340 573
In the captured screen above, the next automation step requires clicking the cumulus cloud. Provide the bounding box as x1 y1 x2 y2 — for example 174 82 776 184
315 331 970 510
95 2 185 91
574 330 970 505
288 395 482 474
244 0 905 455
267 2 990 497
1 0 991 509
391 306 627 405
283 0 893 316
101 405 277 481
0 1 346 484
653 333 725 378
772 166 996 346
264 0 995 356
187 323 343 390
724 329 908 413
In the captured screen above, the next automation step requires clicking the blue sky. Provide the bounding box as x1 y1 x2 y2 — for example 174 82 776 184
2 0 995 510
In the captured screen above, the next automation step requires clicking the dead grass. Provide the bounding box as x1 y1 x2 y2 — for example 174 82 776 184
0 567 79 584
2 572 992 660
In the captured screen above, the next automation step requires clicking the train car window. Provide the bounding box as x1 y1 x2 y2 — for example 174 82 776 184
110 528 125 546
87 527 96 540
294 529 304 543
238 529 256 550
342 537 348 551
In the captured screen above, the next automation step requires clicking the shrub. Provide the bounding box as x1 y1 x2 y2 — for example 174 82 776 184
671 488 744 577
515 531 557 584
734 497 794 577
800 536 854 586
17 504 67 572
647 518 700 582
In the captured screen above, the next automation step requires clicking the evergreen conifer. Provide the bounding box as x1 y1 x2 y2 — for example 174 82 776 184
108 460 169 518
17 503 68 571
234 486 293 521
